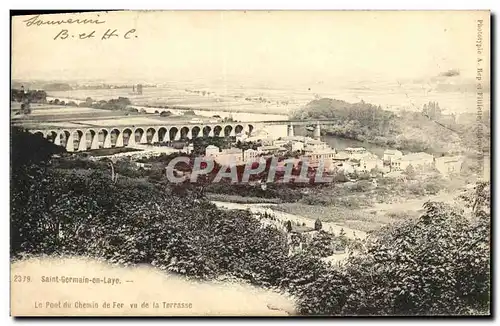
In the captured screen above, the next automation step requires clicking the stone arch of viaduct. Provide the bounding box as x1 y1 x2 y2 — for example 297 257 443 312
29 123 256 152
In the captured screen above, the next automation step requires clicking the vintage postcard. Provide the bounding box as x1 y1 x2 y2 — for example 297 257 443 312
10 10 491 316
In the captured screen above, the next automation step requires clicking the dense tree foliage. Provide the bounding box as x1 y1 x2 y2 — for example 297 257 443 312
11 89 47 103
296 190 490 315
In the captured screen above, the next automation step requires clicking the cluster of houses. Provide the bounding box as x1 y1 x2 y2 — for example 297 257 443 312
97 133 465 181
203 135 465 179
383 149 464 177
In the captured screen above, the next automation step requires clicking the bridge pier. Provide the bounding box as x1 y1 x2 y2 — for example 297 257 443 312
161 132 169 142
287 124 294 137
65 133 74 152
103 133 112 148
127 134 136 146
139 132 148 144
313 122 321 140
53 133 61 146
151 131 159 143
78 135 87 151
116 133 124 147
91 134 100 149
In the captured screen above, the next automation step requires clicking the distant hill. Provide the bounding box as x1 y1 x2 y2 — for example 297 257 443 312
292 97 474 155
11 80 72 91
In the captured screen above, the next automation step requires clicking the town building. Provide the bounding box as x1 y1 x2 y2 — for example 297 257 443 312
292 141 304 152
257 145 287 155
391 152 434 171
383 149 403 163
345 147 367 155
213 148 244 166
434 156 464 176
243 148 260 161
205 145 244 165
303 148 337 168
304 138 330 152
273 136 307 152
332 152 350 163
205 145 220 157
357 153 384 172
329 161 355 175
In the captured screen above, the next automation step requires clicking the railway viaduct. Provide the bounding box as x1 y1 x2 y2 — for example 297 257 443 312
26 120 327 152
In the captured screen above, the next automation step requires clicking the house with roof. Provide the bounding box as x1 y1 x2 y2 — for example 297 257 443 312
304 138 330 152
257 145 288 155
273 137 306 153
332 152 350 162
208 147 244 166
303 148 337 168
383 149 403 164
434 155 464 176
205 144 220 157
243 148 260 161
357 153 384 172
345 147 367 155
391 152 434 171
330 161 355 175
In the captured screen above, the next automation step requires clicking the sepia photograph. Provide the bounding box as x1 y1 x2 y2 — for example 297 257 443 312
9 10 491 316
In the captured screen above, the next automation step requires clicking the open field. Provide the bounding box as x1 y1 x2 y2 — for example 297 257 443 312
48 86 305 115
46 76 489 116
273 190 461 233
11 103 233 130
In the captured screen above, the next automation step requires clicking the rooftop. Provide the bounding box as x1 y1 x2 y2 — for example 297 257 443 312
435 155 464 163
279 136 308 142
333 152 350 160
345 147 366 152
258 145 287 151
305 139 326 145
221 148 243 155
384 149 403 155
400 152 434 161
359 153 381 161
305 148 336 155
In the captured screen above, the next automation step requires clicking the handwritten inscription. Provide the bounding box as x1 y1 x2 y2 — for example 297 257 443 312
23 14 106 27
21 14 138 41
54 29 137 40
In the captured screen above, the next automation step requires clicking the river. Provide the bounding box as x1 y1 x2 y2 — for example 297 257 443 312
293 128 389 157
211 201 367 240
129 105 289 122
321 135 388 157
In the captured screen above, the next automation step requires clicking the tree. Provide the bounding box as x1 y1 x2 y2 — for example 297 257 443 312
306 231 334 257
85 97 93 107
404 164 416 179
297 190 490 315
20 103 31 114
314 219 322 231
183 110 196 116
285 220 293 233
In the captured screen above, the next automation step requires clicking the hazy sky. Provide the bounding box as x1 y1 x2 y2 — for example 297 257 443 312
12 10 490 85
